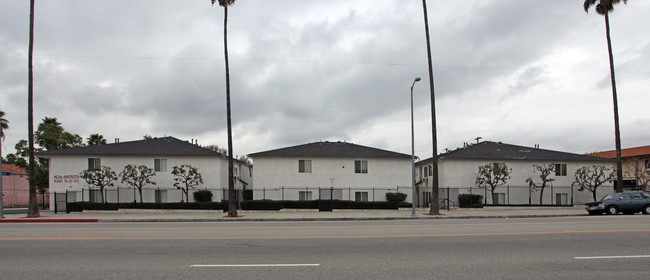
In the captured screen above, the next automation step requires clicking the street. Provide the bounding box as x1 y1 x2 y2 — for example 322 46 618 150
1 215 649 279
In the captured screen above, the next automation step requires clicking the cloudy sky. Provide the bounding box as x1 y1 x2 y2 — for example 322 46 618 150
1 0 648 160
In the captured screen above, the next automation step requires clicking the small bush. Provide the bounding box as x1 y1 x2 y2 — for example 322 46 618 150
458 194 483 208
193 189 213 202
386 192 407 205
243 190 254 201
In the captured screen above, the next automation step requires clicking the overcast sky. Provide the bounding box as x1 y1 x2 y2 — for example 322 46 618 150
1 0 648 160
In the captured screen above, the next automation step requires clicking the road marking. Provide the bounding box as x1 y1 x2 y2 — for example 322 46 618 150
1 229 649 241
575 255 650 260
1 220 638 232
191 264 320 268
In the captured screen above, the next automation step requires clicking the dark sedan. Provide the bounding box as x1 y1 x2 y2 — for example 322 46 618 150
585 192 650 215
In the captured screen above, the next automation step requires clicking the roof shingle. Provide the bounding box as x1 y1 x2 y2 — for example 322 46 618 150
248 141 411 159
421 141 613 162
37 137 223 157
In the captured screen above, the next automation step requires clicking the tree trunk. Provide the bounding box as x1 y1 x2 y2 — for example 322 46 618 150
223 5 237 217
421 0 439 215
539 188 544 205
604 12 624 193
592 190 598 202
27 0 40 218
138 188 143 203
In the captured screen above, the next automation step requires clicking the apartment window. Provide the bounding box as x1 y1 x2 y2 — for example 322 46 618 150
299 191 312 201
423 191 431 207
88 158 101 170
355 160 368 174
155 189 168 203
299 160 312 173
493 193 505 204
555 164 567 176
154 159 167 172
424 166 429 177
234 164 239 178
428 165 433 176
355 192 369 202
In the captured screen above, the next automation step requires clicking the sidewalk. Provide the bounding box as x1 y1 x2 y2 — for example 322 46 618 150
0 206 588 223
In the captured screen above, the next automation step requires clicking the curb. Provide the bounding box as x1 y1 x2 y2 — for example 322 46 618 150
0 219 99 223
91 213 587 223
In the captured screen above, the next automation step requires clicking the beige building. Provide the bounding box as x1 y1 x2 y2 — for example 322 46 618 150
588 145 650 190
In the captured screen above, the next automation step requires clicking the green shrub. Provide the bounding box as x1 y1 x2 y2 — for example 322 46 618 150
193 189 213 203
66 202 224 212
386 192 407 205
243 190 254 201
458 194 483 208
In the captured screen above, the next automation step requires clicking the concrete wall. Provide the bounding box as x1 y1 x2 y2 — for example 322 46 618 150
2 171 30 207
251 156 412 202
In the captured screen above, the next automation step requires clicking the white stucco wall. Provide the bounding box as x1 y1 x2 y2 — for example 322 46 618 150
46 155 252 209
251 156 412 202
416 159 615 205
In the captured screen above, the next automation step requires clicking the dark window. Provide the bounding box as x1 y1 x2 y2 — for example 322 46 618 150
555 164 567 176
88 158 101 170
355 160 368 174
299 160 312 173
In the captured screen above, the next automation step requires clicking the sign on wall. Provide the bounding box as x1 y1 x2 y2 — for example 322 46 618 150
53 175 80 184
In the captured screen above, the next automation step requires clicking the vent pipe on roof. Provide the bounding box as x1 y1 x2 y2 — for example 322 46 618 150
115 138 119 143
534 144 540 149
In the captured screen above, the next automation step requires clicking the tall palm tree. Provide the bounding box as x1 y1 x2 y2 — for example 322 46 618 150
421 0 440 215
87 133 107 146
27 0 40 217
584 0 627 192
0 110 8 218
212 0 237 217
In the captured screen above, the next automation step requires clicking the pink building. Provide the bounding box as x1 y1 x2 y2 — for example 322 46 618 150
2 164 30 208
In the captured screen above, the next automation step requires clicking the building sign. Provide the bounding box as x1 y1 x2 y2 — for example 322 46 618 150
53 175 80 184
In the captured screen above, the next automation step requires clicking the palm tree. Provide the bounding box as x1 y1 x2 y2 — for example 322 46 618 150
0 110 8 139
421 0 440 215
87 133 107 146
212 0 237 217
27 0 40 217
0 110 8 218
584 0 627 192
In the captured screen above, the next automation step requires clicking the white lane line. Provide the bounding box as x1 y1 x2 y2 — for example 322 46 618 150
575 255 650 260
191 264 320 268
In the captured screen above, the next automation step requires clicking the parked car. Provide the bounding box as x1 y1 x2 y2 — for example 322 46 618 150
585 192 650 215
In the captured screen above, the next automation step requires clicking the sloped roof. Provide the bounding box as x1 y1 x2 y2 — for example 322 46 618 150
248 141 411 159
587 145 650 159
37 137 223 157
2 164 26 175
420 141 613 163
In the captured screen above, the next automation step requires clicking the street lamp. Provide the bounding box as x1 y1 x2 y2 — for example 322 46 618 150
411 77 421 217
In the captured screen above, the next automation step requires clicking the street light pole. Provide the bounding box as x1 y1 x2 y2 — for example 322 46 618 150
411 77 421 217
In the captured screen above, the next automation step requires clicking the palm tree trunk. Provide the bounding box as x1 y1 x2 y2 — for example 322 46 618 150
223 4 237 217
421 0 440 215
604 13 624 193
27 0 40 218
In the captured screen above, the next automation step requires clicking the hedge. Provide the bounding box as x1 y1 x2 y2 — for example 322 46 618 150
458 194 483 208
67 200 411 212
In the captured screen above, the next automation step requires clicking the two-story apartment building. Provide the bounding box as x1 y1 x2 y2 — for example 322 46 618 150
248 141 412 202
416 141 614 206
38 137 252 208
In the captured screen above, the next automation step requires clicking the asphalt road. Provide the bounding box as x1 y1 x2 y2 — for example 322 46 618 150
1 215 649 279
